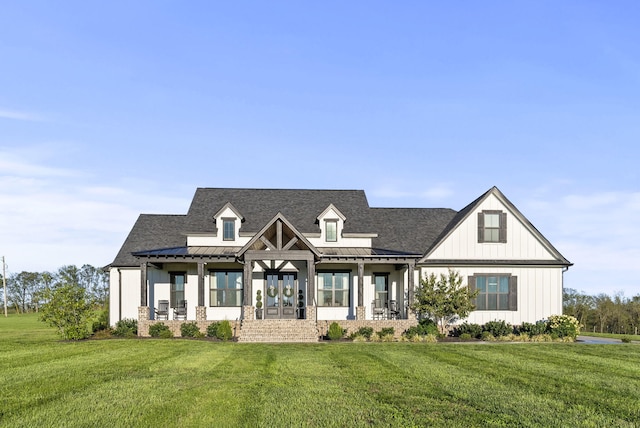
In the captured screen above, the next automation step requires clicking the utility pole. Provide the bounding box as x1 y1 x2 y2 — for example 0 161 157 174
2 256 7 317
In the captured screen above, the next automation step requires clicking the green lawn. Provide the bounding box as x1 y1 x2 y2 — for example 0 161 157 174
580 331 640 341
2 314 640 427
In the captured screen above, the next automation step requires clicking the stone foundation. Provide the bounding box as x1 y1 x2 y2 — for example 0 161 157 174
356 306 365 320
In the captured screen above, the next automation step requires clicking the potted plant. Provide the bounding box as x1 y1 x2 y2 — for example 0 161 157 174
255 289 263 319
297 290 305 319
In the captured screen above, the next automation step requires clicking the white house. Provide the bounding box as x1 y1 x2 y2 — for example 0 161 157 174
108 186 571 341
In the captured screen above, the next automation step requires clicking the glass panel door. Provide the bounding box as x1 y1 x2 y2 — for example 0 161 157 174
264 273 297 319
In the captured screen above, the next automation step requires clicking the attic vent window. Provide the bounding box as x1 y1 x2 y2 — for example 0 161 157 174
478 211 507 243
325 220 337 242
223 218 235 241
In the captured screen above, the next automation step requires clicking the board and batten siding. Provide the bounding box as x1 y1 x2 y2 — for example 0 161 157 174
417 266 563 325
427 194 557 261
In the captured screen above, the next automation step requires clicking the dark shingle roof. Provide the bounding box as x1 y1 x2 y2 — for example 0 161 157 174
110 188 458 266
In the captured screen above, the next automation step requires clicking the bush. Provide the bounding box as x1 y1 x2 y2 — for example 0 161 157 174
481 331 495 341
453 322 483 338
328 322 345 340
517 321 549 337
547 314 580 339
404 319 439 339
483 320 513 338
113 318 138 337
92 308 110 333
377 327 395 339
216 320 233 341
621 336 632 343
459 333 473 341
355 326 374 340
207 322 220 338
180 322 202 338
149 322 172 338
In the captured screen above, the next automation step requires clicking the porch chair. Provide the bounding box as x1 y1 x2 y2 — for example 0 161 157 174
173 300 187 320
372 299 386 320
389 300 399 320
155 300 169 320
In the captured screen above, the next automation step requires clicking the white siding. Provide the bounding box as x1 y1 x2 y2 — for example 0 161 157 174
418 266 564 325
109 267 142 326
427 193 557 261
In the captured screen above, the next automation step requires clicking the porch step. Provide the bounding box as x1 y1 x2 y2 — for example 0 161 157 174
238 319 319 343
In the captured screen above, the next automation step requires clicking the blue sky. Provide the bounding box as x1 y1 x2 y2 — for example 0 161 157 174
1 1 639 297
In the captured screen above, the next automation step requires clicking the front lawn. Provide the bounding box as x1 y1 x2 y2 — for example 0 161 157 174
1 314 639 427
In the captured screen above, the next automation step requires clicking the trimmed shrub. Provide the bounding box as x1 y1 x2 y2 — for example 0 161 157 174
328 322 345 341
459 333 473 341
180 322 202 338
621 336 632 343
453 322 483 339
483 320 512 338
355 326 374 340
149 322 172 338
481 331 495 341
113 318 138 337
547 314 580 339
216 320 233 341
517 321 549 337
377 327 395 339
207 322 220 338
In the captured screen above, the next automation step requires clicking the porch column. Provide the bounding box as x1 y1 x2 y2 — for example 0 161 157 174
197 262 205 307
407 261 416 316
306 256 315 306
140 262 148 306
243 259 254 320
357 262 365 320
197 262 206 321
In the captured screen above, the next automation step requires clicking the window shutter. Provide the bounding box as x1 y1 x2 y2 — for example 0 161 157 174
477 212 484 243
499 212 507 243
468 276 477 306
508 276 517 311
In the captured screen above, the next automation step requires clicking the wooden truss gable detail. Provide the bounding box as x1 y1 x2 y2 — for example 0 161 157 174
238 212 320 258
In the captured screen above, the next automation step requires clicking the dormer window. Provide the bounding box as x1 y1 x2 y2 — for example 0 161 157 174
478 210 507 243
325 220 338 242
223 218 235 241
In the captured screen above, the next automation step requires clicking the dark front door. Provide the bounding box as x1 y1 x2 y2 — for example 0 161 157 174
265 273 297 319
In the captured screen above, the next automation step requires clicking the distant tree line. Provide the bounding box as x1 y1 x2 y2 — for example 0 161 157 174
0 264 108 314
564 288 640 335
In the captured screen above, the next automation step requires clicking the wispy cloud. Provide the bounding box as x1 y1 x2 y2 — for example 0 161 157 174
0 108 44 122
0 147 190 273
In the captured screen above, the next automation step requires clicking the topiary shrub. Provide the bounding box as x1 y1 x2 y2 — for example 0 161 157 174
207 322 220 338
547 314 580 340
453 322 483 339
113 318 138 337
483 320 512 338
216 320 233 341
328 322 345 340
180 322 202 338
149 322 173 338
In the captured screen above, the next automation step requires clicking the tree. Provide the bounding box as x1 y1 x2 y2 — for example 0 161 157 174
7 271 40 313
40 281 95 340
411 269 478 335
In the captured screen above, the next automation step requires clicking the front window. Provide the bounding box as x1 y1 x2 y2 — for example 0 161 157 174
170 272 186 308
209 271 243 307
475 275 511 310
325 220 337 242
223 219 235 241
317 272 349 306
